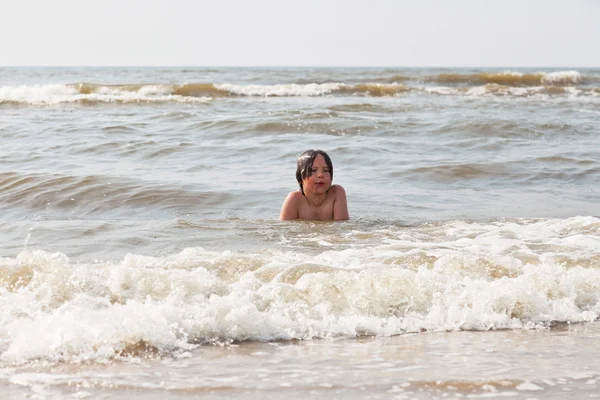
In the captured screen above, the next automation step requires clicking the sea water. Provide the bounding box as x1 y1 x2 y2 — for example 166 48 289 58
1 67 599 398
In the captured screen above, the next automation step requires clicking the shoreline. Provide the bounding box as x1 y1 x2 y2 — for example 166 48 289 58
3 321 599 399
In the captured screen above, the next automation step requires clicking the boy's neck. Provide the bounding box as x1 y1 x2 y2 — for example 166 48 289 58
305 192 327 207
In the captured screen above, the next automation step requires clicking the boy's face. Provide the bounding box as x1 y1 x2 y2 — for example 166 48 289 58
302 154 332 195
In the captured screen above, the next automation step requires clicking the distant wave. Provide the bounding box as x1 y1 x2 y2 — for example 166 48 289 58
426 85 600 97
0 83 213 105
427 71 585 86
1 70 599 104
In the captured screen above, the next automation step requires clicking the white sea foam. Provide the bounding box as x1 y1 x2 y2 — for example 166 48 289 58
214 83 343 96
1 216 599 365
516 382 544 391
498 71 524 76
0 84 78 103
428 84 593 98
466 85 541 97
425 86 461 96
0 84 211 105
541 70 582 85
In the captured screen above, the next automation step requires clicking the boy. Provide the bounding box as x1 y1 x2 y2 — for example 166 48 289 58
280 149 349 221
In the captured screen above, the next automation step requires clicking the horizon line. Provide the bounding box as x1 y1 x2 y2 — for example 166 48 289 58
1 65 598 69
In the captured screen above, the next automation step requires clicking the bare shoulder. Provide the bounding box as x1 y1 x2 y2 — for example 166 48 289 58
329 184 346 197
280 190 303 220
330 185 349 220
286 190 304 202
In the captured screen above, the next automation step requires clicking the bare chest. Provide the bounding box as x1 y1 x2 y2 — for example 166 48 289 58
298 197 335 221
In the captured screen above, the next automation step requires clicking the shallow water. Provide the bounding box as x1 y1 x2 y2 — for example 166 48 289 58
3 324 600 399
1 67 599 397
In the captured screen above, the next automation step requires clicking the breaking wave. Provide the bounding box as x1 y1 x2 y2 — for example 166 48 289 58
1 71 598 104
1 216 599 365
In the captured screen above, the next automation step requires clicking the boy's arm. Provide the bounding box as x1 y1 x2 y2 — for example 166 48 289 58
280 192 300 220
333 186 349 221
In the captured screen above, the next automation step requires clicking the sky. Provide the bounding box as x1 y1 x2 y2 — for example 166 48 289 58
3 0 599 67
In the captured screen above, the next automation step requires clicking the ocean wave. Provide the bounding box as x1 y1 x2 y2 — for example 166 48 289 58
0 172 231 216
1 76 599 105
214 82 344 96
426 84 599 98
1 216 599 365
427 71 583 86
401 158 600 183
403 162 508 182
214 82 413 97
0 84 212 105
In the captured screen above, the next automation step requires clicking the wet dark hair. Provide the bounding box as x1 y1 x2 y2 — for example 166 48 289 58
296 149 333 195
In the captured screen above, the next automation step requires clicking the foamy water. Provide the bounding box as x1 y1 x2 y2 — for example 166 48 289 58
1 68 598 105
2 216 600 366
1 66 599 398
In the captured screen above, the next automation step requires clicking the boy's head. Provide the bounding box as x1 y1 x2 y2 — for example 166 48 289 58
296 149 333 195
